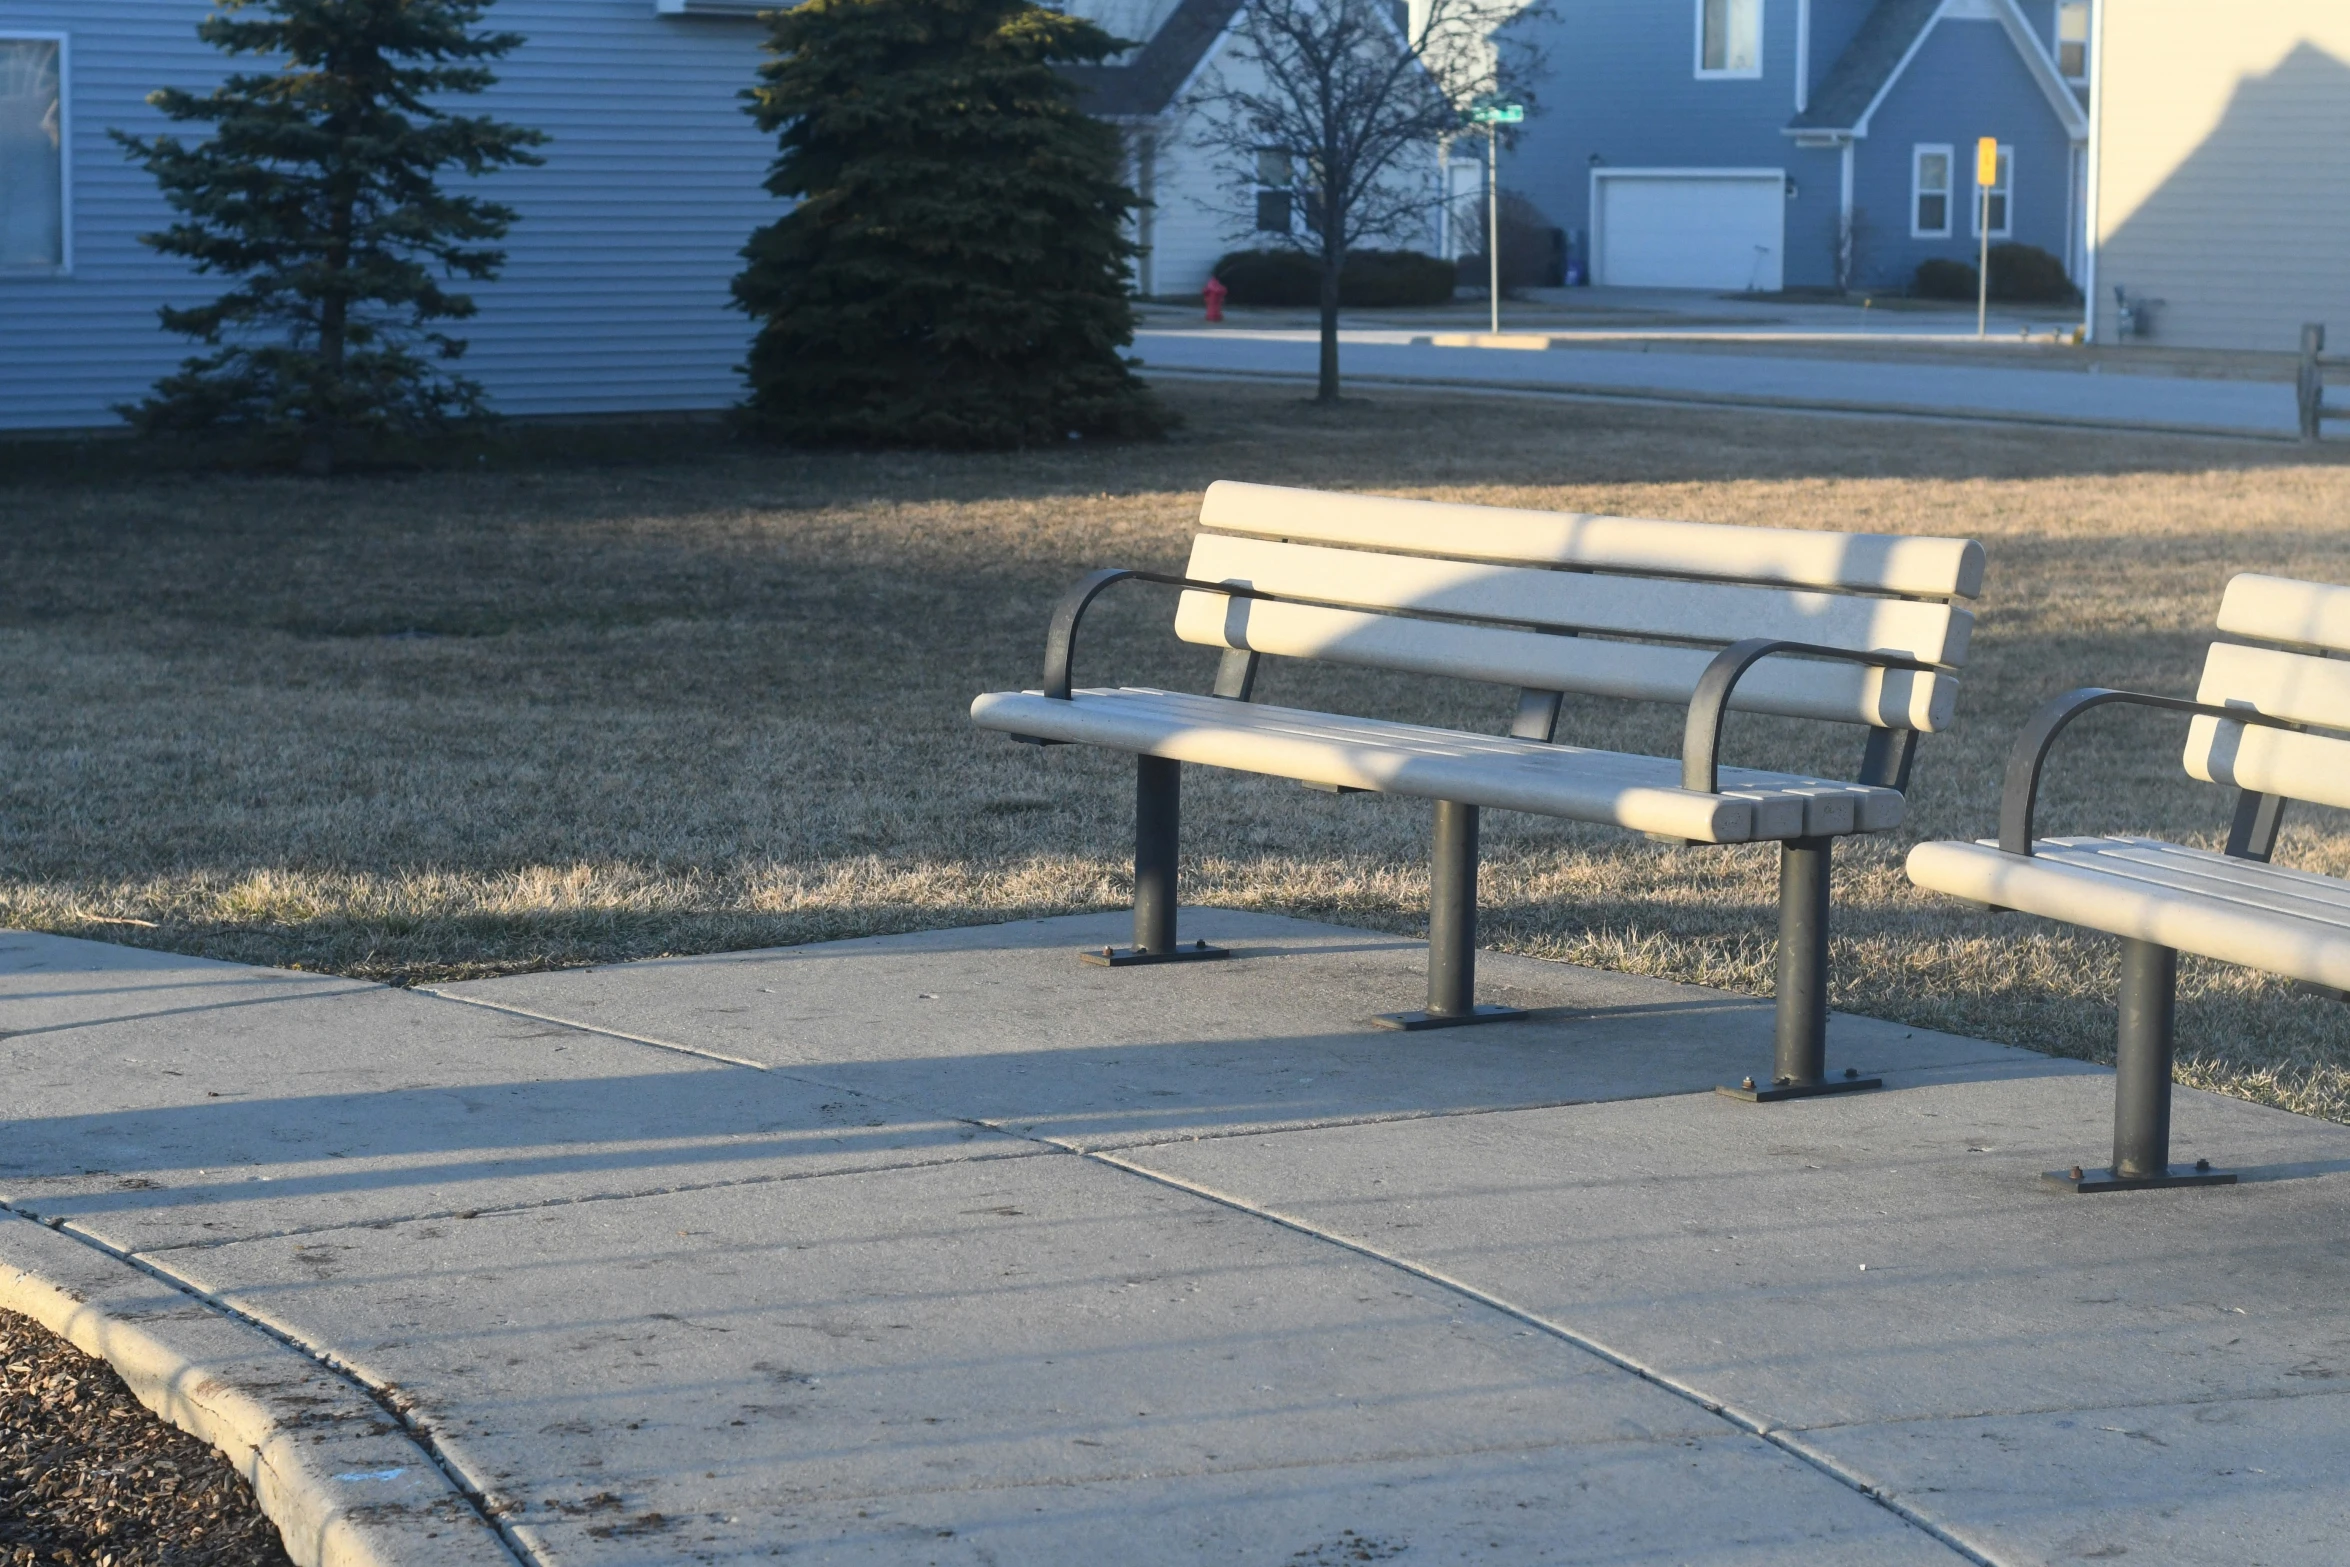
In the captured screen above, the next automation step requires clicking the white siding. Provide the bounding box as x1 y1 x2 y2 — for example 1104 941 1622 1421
0 0 777 430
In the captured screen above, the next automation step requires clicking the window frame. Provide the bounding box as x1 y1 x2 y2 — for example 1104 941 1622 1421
1910 143 1953 239
0 30 71 277
2055 0 2089 82
1971 143 2013 239
1252 146 1294 235
1693 0 1764 81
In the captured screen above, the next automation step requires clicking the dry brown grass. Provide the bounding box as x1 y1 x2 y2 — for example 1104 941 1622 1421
8 384 2350 1121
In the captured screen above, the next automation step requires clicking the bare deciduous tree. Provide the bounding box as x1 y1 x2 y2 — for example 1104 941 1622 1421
1186 0 1542 400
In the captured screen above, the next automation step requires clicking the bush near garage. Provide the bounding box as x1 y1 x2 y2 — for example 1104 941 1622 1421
1913 257 1979 300
1988 243 2080 303
1211 249 1456 307
1912 244 2080 305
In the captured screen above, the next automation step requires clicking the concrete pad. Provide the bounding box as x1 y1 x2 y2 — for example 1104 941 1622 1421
16 916 2349 1564
436 910 2041 1150
157 1153 1953 1567
0 932 1030 1253
1118 1071 2350 1564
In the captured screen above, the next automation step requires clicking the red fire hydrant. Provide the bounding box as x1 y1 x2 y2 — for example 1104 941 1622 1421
1203 275 1227 323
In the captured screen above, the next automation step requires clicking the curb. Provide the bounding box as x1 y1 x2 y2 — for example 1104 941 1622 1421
1138 363 2300 444
0 1212 516 1567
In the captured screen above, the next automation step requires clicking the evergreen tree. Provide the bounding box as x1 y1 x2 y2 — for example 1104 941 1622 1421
736 0 1170 448
116 0 546 474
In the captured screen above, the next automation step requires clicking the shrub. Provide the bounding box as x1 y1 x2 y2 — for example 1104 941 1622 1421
1339 249 1455 306
1212 249 1322 306
1988 242 2079 303
1913 257 1978 300
1212 248 1457 308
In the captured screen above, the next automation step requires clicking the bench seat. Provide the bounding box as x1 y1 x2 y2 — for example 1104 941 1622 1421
975 686 1904 844
1908 834 2350 991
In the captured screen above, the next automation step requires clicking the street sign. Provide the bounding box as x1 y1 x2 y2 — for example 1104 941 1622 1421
1976 136 1999 186
1472 103 1525 125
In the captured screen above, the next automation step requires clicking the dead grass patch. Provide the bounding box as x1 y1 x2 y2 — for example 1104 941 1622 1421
7 385 2350 1120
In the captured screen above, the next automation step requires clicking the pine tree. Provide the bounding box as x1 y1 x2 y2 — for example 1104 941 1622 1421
735 0 1170 448
116 0 546 474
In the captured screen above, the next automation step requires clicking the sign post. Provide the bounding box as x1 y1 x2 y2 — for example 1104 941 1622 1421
1471 103 1524 335
1975 136 1998 339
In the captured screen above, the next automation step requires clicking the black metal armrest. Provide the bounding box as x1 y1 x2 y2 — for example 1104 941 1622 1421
1997 688 2305 855
1681 639 1940 794
1040 568 1273 701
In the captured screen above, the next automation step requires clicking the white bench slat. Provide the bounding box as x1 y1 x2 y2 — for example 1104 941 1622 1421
1182 534 1974 665
1905 836 2350 990
971 688 1903 843
2055 837 2350 923
1170 592 1960 730
1200 481 1987 600
2194 640 2350 730
2183 714 2350 811
2216 572 2350 653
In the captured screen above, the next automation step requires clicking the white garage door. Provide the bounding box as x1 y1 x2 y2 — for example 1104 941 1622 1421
1596 172 1785 292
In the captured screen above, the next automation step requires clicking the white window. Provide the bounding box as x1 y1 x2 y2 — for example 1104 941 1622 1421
1696 0 1762 78
1253 148 1293 233
0 35 65 272
2056 1 2089 81
1911 144 1952 238
1972 144 2012 238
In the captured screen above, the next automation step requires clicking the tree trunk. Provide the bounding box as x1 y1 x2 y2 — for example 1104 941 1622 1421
1317 234 1342 403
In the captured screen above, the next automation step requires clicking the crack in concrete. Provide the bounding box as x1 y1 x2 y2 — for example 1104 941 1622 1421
97 1144 1052 1253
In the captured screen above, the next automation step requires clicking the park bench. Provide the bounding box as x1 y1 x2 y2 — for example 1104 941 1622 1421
1908 571 2350 1191
972 482 1984 1098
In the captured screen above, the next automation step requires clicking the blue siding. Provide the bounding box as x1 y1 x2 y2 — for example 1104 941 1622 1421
1849 17 2075 291
0 0 778 430
1505 0 1844 287
1500 0 2075 293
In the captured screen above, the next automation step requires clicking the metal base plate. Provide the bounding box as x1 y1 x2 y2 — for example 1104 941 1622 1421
1370 1004 1528 1032
1716 1074 1883 1103
1080 943 1231 967
2041 1164 2238 1193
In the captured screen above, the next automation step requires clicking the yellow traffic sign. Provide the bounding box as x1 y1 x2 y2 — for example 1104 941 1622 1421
1976 137 2000 186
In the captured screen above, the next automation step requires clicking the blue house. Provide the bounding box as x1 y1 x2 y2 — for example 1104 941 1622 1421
1504 0 2090 294
0 0 778 432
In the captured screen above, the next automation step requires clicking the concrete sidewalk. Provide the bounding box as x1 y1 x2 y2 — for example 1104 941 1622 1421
6 914 2348 1566
1134 329 2308 438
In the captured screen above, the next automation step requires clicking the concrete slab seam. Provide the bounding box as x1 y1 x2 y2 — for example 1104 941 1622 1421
1065 1145 2001 1567
0 1203 537 1567
414 989 775 1071
0 1207 522 1567
1140 365 2289 445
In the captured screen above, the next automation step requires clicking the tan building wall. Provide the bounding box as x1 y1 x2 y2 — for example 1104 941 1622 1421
2092 1 2350 350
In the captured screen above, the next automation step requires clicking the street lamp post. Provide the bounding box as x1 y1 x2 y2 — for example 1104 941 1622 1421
1470 102 1524 335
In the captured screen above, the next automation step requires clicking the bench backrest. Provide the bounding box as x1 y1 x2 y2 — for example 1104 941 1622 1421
1174 482 1984 732
2189 573 2350 809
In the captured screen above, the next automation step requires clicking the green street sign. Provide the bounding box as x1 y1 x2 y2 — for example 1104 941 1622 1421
1471 103 1524 124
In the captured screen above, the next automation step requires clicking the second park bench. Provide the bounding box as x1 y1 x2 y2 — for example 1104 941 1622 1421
971 481 1984 1100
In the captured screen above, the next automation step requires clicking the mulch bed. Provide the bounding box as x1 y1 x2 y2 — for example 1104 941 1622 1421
1 1309 293 1567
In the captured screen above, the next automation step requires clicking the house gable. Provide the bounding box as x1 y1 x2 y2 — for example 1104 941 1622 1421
1059 0 1245 120
1787 0 2086 143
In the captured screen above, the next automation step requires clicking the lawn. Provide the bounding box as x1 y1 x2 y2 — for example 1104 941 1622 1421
8 381 2350 1122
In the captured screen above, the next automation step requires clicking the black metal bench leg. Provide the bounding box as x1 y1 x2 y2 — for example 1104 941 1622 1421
2045 939 2235 1191
1374 801 1526 1031
1720 836 1881 1102
1082 755 1230 967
